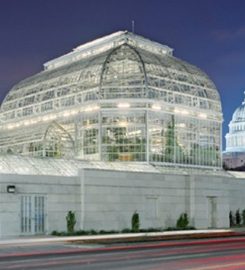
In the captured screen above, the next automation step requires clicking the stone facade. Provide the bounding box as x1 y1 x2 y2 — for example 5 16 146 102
0 174 80 238
1 168 245 238
80 169 230 230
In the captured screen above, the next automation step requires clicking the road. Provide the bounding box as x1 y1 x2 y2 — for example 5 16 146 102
1 237 245 269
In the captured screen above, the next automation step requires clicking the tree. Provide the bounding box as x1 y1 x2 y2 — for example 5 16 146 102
242 209 245 226
176 213 189 229
165 117 175 163
236 209 241 226
66 211 76 233
131 211 140 232
229 211 234 227
164 116 185 163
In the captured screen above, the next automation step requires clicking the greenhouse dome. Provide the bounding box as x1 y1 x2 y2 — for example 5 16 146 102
0 31 222 168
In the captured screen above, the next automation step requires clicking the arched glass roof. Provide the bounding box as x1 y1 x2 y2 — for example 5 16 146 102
0 31 221 125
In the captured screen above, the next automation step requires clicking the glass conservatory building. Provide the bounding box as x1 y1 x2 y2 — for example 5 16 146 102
0 31 223 168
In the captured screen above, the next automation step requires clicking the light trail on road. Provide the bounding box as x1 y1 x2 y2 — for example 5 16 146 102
1 238 245 269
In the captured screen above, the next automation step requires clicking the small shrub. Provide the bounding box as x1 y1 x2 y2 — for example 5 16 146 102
74 230 88 236
229 211 234 227
236 209 241 226
176 213 189 229
89 229 98 235
242 210 245 226
131 211 140 232
99 230 118 234
139 228 162 233
66 211 76 233
122 228 131 233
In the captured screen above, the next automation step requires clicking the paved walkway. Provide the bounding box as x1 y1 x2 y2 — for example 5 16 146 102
0 229 233 245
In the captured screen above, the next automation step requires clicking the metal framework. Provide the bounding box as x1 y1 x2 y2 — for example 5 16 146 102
0 31 223 168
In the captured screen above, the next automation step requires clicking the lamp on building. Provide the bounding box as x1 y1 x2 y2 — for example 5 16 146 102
7 185 16 193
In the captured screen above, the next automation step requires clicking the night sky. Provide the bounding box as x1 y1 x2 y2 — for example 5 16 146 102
1 0 245 150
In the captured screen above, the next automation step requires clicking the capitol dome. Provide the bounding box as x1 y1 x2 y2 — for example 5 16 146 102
232 102 245 123
225 94 245 152
0 31 223 168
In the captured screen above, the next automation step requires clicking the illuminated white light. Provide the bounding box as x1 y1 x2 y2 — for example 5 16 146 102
199 113 207 119
152 104 161 110
63 111 71 117
7 124 14 129
70 110 77 115
84 107 92 112
149 128 160 132
118 121 128 127
117 103 130 109
128 130 141 135
84 105 100 112
42 115 50 121
178 123 186 128
24 121 30 126
182 110 189 115
92 105 100 111
49 114 57 120
174 108 189 115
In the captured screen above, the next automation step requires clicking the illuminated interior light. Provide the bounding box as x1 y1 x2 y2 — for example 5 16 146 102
84 105 100 112
7 124 14 129
152 104 161 110
182 110 189 115
49 114 57 120
174 108 189 115
118 121 128 127
42 116 50 121
24 121 30 126
199 113 207 119
178 123 186 128
70 110 77 115
84 107 92 112
63 111 71 117
117 103 130 109
128 130 141 135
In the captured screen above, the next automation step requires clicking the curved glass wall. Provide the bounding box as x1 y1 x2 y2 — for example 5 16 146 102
0 31 222 168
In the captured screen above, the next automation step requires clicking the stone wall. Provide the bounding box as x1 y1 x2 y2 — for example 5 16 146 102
0 174 80 238
1 168 245 238
80 169 232 230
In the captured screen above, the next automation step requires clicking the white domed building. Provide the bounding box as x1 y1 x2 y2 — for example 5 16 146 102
224 94 245 169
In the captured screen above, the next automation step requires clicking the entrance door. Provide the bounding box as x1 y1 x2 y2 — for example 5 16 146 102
20 195 46 235
207 196 217 228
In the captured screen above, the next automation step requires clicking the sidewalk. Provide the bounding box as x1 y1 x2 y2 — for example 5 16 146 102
0 229 236 246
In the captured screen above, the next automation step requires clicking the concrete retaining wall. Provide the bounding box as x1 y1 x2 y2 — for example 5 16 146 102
1 169 245 238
